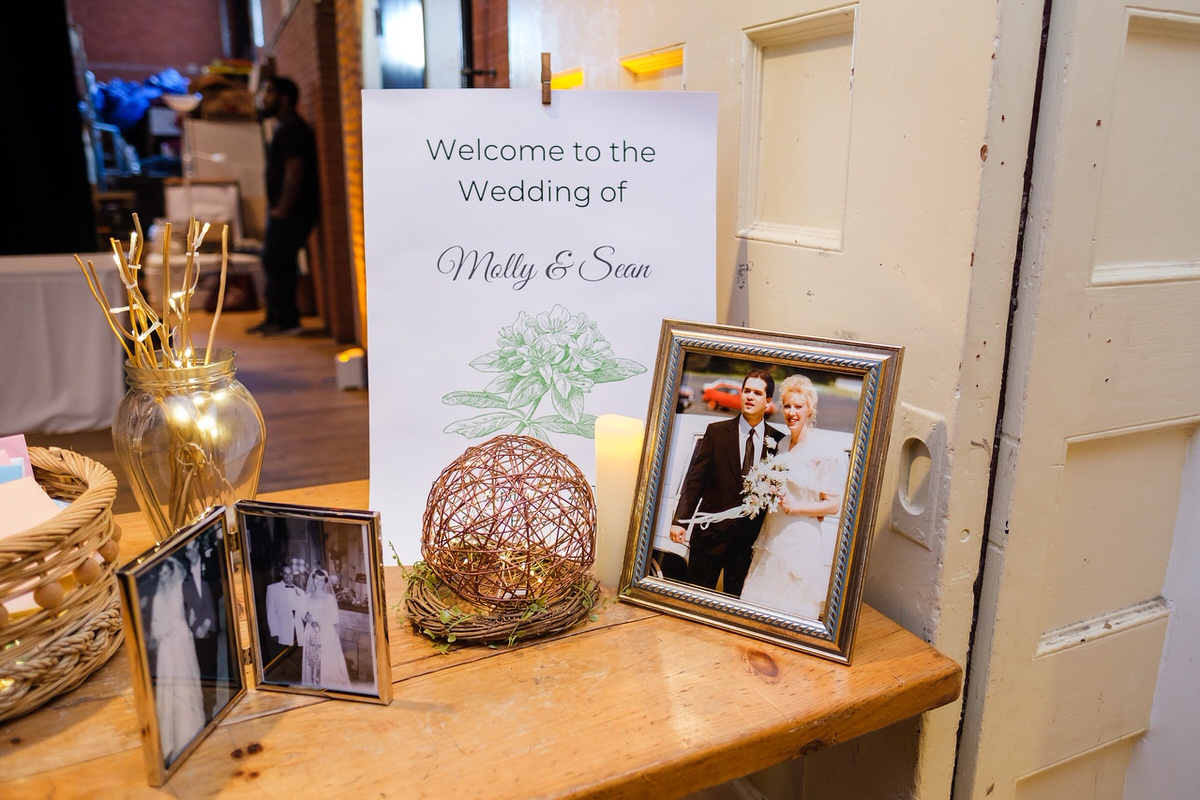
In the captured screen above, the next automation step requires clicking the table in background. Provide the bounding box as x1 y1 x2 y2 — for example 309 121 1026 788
0 253 126 434
0 480 962 798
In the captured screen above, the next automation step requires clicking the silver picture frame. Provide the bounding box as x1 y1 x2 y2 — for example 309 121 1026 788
620 320 904 663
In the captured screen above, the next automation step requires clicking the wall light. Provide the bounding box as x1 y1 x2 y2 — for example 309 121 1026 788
550 68 584 90
619 46 684 75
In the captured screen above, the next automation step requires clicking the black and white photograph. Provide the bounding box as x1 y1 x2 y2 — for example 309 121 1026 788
117 508 244 785
236 501 391 704
622 321 903 663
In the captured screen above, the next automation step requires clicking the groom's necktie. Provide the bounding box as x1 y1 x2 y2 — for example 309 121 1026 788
742 429 756 475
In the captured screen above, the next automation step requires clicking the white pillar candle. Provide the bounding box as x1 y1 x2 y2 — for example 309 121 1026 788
593 414 645 591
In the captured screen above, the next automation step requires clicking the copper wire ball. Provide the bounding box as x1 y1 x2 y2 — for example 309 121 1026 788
422 435 596 609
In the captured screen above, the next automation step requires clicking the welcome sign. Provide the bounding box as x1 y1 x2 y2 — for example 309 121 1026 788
362 89 716 563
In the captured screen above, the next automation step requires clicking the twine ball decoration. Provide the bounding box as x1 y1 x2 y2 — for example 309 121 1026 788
422 435 595 609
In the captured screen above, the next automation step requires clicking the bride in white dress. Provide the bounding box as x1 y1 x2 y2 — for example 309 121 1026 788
740 375 849 619
150 557 206 763
301 568 352 689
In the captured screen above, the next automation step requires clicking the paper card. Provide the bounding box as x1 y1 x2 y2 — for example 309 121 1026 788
363 89 717 562
0 434 32 478
0 474 83 616
0 475 62 540
0 462 22 485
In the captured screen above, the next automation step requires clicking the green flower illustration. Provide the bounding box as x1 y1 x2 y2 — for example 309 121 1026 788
442 305 645 442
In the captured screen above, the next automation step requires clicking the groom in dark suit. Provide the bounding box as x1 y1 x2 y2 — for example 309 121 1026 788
181 538 219 718
670 368 785 596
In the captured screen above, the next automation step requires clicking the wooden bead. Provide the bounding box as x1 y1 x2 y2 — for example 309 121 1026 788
110 522 123 542
73 557 102 585
33 581 66 609
98 540 120 562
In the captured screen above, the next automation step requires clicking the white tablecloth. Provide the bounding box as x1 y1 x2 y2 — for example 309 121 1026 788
0 253 127 434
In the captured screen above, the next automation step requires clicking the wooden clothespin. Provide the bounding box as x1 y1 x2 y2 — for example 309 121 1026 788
541 53 552 105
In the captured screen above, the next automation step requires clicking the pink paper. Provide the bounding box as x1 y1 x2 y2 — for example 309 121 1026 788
0 434 32 477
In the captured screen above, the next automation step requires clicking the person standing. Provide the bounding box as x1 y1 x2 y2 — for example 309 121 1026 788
669 369 786 596
265 564 306 659
181 538 219 719
740 374 849 619
150 557 205 763
301 568 352 689
249 75 319 336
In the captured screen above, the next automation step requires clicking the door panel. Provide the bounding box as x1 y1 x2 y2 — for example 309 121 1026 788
958 0 1200 795
378 0 427 88
740 10 855 251
1042 428 1188 630
1028 618 1165 768
1015 737 1137 800
1092 13 1200 281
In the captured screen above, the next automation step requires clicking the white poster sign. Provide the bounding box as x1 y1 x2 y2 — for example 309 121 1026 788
362 89 717 563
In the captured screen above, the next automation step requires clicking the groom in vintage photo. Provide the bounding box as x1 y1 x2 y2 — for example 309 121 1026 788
669 368 785 596
265 565 306 662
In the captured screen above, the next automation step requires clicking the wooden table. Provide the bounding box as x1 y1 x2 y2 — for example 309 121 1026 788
0 481 961 798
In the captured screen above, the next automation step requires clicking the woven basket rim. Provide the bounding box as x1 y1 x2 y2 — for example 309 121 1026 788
0 446 124 723
8 446 118 542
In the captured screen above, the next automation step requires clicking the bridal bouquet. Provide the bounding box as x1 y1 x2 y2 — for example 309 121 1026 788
678 451 789 529
741 453 789 518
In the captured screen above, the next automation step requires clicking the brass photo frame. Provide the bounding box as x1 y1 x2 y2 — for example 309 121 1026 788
118 501 392 785
621 320 903 663
236 500 392 703
117 508 244 786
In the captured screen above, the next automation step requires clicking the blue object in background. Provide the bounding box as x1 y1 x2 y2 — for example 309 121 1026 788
146 68 190 95
96 69 190 131
98 78 161 131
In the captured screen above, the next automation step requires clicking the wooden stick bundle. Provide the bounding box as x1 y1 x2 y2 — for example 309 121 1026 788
75 213 230 368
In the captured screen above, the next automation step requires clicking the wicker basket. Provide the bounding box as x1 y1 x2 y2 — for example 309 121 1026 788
0 446 124 722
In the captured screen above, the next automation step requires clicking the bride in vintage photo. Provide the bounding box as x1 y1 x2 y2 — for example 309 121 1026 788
301 568 352 689
740 374 850 619
150 556 206 763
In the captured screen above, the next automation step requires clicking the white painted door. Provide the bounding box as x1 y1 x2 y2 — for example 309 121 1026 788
510 0 1200 796
509 1 1039 796
957 1 1200 797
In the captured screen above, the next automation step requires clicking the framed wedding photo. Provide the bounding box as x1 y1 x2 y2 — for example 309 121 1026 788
117 507 245 786
620 320 903 663
235 500 392 704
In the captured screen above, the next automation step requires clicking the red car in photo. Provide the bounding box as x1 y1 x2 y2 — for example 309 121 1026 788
701 380 778 414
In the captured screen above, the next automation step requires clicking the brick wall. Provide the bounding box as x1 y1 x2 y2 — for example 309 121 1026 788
335 0 367 347
267 0 357 344
68 0 223 83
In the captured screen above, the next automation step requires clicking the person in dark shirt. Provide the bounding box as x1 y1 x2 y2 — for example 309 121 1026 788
249 75 319 336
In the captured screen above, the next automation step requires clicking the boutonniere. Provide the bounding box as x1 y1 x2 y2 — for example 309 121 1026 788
765 437 778 452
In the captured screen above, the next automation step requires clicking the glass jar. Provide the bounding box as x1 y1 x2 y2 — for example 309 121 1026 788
113 350 265 542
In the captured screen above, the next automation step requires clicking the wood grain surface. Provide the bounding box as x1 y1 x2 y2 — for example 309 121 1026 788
0 481 961 798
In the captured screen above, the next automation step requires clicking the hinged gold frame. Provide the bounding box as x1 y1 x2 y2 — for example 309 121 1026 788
118 501 392 786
